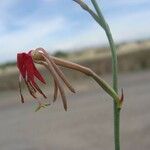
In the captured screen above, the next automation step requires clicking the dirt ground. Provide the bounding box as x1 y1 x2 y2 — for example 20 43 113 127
0 70 150 150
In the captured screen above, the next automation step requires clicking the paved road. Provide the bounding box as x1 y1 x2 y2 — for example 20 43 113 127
0 70 150 150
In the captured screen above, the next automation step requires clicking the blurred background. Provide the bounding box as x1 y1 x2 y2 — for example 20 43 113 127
0 0 150 150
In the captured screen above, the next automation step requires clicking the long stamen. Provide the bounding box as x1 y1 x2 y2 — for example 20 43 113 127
32 81 47 99
18 75 24 103
25 80 37 98
28 81 36 92
27 80 48 100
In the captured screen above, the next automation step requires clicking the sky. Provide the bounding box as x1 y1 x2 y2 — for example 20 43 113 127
0 0 150 63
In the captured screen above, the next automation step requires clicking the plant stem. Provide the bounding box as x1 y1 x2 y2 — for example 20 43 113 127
91 0 121 150
73 0 121 149
104 23 120 150
104 15 121 150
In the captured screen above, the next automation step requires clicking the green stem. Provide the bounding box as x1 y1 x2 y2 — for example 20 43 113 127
91 1 120 150
104 25 121 150
105 18 121 150
73 0 121 149
104 25 120 150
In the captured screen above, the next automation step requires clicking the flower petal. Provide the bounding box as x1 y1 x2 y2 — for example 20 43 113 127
17 53 27 78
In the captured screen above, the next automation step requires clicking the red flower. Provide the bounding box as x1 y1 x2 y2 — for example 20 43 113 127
17 52 47 104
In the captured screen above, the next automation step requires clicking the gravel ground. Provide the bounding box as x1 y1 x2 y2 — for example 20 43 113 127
0 70 150 150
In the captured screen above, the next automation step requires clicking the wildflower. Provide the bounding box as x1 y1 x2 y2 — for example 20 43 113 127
17 49 75 111
17 52 48 107
17 47 122 111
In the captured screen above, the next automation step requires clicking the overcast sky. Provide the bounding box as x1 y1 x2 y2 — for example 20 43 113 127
0 0 150 63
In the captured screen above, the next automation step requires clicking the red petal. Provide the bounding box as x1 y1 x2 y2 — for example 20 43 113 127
26 60 35 82
18 75 24 103
32 64 46 84
17 53 27 78
30 80 47 99
17 51 46 100
26 54 46 84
